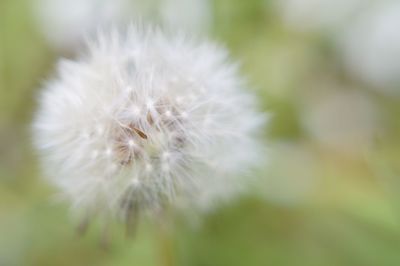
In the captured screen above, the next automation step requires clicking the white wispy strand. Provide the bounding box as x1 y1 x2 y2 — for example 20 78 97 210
33 26 265 222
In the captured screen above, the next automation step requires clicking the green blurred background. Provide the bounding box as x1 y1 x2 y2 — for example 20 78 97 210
2 0 400 265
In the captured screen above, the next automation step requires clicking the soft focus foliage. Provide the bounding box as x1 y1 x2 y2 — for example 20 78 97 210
1 0 400 266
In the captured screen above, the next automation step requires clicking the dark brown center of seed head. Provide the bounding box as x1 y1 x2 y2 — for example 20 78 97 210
113 100 187 167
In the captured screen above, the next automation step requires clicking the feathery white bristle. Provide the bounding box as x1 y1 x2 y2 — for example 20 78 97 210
33 25 266 221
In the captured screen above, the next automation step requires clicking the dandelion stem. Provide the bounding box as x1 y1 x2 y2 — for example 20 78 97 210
157 216 175 266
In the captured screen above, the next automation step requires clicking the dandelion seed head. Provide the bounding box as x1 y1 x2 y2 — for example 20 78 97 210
33 26 266 221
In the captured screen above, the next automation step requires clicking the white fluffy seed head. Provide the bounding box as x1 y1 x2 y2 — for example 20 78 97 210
33 26 266 221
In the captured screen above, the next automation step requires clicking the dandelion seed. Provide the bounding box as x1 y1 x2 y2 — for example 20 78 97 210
181 112 188 118
105 148 113 157
128 139 135 148
96 125 104 136
132 106 141 116
146 99 154 109
162 151 170 160
131 178 140 187
145 163 153 173
165 110 172 117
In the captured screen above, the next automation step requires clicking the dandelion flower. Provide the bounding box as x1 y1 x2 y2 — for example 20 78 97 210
33 26 265 226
